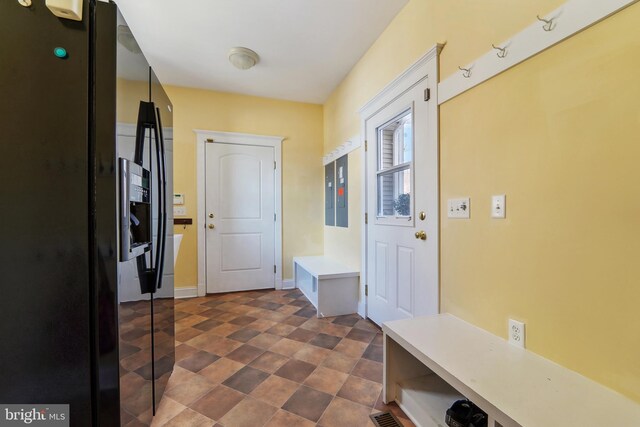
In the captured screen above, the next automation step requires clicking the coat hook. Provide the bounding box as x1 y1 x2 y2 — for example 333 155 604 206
458 66 472 78
491 44 508 58
536 15 556 32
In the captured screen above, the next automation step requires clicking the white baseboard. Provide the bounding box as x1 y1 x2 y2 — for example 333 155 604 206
175 286 198 299
282 279 295 290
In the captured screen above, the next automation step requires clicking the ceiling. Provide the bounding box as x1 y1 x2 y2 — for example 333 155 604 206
114 0 408 104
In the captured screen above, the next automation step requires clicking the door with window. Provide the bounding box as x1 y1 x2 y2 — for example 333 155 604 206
365 78 438 325
205 142 276 293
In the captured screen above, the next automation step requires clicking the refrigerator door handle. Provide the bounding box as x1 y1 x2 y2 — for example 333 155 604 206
131 100 168 293
133 101 156 166
133 100 158 294
153 106 168 290
157 107 168 289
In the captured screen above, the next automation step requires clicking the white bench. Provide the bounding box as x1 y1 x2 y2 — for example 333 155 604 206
293 256 359 318
383 314 640 427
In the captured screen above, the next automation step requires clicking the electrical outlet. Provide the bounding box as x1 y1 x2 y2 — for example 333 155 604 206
508 319 525 348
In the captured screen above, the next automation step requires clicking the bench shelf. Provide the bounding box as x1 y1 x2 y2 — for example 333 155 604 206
293 256 359 318
396 374 464 427
383 314 640 427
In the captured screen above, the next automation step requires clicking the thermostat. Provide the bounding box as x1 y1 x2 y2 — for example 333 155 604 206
173 193 185 205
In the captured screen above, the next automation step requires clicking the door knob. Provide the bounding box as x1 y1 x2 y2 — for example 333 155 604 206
208 224 215 229
415 230 427 240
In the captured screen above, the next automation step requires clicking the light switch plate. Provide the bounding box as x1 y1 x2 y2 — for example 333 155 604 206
173 206 186 216
448 197 470 219
492 194 506 218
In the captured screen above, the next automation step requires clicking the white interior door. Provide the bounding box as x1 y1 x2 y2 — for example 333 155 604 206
365 79 439 325
205 142 276 293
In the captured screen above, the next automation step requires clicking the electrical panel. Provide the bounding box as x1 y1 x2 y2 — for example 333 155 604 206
325 162 335 226
336 155 348 227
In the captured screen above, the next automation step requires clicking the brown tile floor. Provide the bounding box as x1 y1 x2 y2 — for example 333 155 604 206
150 289 414 427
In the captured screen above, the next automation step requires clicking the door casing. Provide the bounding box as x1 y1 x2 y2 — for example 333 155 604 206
359 45 443 320
195 130 284 297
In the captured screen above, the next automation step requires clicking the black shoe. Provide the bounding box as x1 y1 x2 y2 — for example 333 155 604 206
445 399 487 427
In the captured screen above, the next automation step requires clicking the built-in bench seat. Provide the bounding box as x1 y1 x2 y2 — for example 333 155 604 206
383 313 640 427
293 256 359 318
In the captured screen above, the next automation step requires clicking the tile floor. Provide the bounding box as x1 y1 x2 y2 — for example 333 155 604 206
120 299 175 426
150 289 414 427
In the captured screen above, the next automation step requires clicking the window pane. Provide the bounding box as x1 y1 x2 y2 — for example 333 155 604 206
378 110 412 171
402 121 412 163
377 168 411 217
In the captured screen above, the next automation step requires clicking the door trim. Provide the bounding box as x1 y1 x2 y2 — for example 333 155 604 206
195 130 284 297
359 44 443 319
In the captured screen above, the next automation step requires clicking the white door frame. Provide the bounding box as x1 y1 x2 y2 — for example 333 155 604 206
195 130 284 297
358 44 443 319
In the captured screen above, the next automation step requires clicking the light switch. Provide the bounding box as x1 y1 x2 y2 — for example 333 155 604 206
447 198 470 219
492 194 506 219
173 206 186 216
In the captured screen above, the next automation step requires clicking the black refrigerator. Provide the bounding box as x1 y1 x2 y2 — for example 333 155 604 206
0 1 175 426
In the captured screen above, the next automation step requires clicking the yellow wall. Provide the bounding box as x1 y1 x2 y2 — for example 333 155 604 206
323 0 564 266
165 86 324 286
323 0 640 402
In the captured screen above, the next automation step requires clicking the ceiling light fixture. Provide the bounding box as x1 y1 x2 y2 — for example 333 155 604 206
228 47 259 70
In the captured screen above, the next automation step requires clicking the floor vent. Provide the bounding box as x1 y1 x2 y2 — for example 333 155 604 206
370 411 403 427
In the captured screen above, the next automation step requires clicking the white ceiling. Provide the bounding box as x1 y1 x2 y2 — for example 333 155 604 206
114 0 408 104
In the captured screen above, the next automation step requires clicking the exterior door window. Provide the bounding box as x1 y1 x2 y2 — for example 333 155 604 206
376 109 413 221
